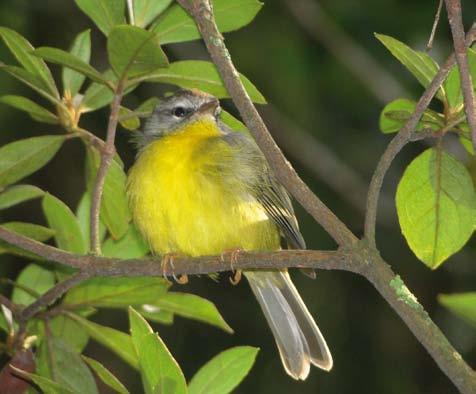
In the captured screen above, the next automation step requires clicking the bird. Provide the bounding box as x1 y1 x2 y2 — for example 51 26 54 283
126 89 332 380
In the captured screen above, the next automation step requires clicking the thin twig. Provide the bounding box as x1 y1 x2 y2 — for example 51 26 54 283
284 0 406 103
444 1 476 152
427 0 443 51
89 83 125 254
19 271 91 322
176 0 356 247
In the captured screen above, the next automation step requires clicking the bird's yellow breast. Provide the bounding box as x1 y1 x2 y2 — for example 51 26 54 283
127 118 280 256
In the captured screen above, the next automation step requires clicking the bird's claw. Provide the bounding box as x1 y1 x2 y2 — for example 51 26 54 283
161 253 188 285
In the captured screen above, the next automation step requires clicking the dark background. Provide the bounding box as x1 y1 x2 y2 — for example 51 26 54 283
0 1 476 393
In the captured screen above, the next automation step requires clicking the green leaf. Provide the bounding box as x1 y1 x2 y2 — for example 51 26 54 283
0 95 58 124
0 184 44 210
219 110 247 132
63 30 92 96
129 307 187 394
107 25 168 79
443 48 476 112
82 356 129 394
0 27 58 98
396 148 476 268
119 106 141 130
49 314 90 352
75 191 106 250
64 277 169 308
139 305 174 325
439 292 476 329
151 0 263 45
0 135 65 188
68 314 138 369
9 366 75 394
0 222 54 257
75 0 126 35
33 47 111 87
11 263 55 306
42 193 87 254
39 336 99 394
102 226 149 258
85 147 131 239
143 60 265 104
379 98 445 134
153 292 233 333
81 77 115 112
0 65 61 105
188 346 259 394
134 0 172 28
375 33 444 101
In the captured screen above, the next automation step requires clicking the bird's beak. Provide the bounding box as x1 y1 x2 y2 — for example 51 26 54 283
197 98 219 115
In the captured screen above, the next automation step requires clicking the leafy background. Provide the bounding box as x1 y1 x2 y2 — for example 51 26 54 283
0 0 476 393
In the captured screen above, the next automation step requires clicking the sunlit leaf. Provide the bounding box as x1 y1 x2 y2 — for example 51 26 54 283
219 110 247 132
63 29 91 96
439 292 476 329
75 0 126 36
0 27 58 97
0 184 44 210
129 307 187 394
396 148 476 268
33 47 110 87
379 98 444 134
133 0 172 28
188 346 259 394
68 314 138 369
142 60 265 104
119 106 141 130
0 135 65 188
42 193 87 254
0 95 58 124
153 292 233 333
151 0 263 44
0 222 54 257
83 356 129 394
107 25 168 79
443 48 476 112
375 33 444 101
11 263 55 306
64 276 169 308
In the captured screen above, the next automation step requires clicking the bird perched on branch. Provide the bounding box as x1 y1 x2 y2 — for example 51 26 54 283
126 89 332 380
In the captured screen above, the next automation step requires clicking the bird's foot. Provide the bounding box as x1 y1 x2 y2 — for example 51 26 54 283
160 253 189 285
220 248 243 285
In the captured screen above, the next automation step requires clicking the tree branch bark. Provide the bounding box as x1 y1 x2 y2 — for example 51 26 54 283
444 0 476 151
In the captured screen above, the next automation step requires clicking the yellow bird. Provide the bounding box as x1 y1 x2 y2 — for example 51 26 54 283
126 89 332 380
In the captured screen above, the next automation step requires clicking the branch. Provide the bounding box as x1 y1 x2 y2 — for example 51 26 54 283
445 1 476 151
176 0 356 247
1 224 476 391
89 83 125 254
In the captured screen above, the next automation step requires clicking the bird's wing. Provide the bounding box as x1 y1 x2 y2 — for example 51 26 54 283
221 127 306 250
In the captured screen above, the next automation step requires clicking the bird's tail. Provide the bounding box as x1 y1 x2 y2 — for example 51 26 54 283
245 270 332 380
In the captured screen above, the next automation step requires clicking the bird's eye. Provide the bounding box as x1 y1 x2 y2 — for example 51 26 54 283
172 107 187 117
